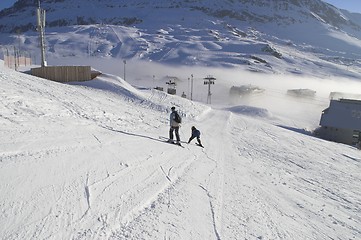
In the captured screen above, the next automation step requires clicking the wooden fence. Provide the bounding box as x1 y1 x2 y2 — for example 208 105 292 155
31 66 92 82
4 55 32 69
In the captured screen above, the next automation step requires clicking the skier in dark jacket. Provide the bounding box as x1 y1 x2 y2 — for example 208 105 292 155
188 126 203 147
169 106 181 144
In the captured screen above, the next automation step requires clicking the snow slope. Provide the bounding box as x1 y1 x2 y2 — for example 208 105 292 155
0 61 360 240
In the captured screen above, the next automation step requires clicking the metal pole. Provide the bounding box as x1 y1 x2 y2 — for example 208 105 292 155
191 74 194 101
208 83 211 104
187 77 190 98
123 60 126 80
14 46 18 71
6 48 10 68
16 47 20 69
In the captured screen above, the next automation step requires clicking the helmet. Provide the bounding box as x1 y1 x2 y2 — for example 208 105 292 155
171 106 175 110
191 126 196 130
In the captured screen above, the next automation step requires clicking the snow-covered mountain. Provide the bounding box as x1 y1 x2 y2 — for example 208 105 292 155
0 0 361 77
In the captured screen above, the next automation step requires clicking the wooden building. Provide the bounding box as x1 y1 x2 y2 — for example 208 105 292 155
31 66 101 82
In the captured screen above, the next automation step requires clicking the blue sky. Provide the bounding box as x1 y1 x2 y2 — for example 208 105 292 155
0 0 15 10
0 0 360 13
324 0 361 14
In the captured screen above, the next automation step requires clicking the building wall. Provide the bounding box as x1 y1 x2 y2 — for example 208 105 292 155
320 99 361 130
319 99 361 146
317 126 357 145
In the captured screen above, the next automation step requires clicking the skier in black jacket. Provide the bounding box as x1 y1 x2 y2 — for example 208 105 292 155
188 126 203 147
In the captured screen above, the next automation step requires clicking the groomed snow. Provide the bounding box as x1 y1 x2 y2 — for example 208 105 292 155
0 60 360 240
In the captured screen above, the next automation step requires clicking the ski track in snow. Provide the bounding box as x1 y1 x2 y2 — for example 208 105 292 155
0 65 361 240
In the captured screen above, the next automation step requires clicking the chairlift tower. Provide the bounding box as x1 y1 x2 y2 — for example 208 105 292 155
204 75 216 104
37 1 47 67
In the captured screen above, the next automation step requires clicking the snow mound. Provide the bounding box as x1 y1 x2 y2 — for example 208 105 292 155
226 105 272 118
70 73 146 102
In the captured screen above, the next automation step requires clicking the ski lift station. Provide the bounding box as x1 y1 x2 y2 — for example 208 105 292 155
166 77 177 95
318 98 361 146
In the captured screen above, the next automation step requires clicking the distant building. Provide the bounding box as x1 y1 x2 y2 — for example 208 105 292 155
229 85 265 97
287 88 316 98
318 99 361 146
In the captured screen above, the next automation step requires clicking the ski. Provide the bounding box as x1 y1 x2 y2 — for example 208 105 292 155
195 143 204 148
164 140 184 148
159 137 184 148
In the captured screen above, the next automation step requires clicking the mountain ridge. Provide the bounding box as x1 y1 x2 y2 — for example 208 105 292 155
1 0 360 32
0 0 360 77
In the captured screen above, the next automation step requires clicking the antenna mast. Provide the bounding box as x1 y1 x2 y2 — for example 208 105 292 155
37 0 47 66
